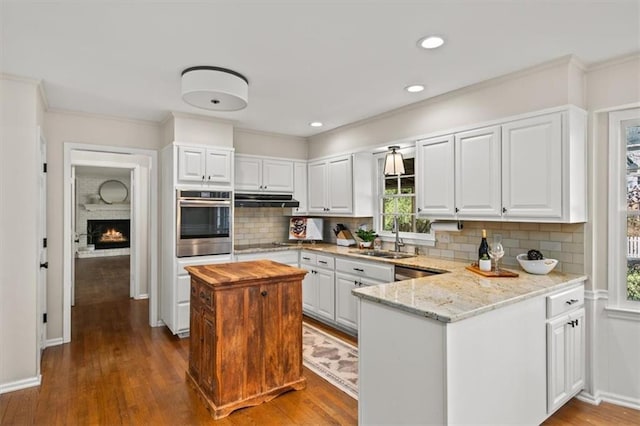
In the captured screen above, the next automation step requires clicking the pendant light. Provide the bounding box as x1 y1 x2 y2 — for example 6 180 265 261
384 146 405 175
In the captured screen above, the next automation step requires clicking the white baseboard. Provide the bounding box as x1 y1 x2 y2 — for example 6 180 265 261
576 391 601 405
598 391 640 411
45 337 64 347
134 293 149 300
0 375 41 394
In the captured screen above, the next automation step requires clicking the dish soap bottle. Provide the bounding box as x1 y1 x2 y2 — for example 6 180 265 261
478 229 492 272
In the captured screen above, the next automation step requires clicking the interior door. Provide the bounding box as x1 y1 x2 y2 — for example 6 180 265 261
37 129 48 358
71 165 76 306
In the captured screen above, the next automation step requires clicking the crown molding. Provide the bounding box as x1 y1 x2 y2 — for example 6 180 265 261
234 127 307 142
586 51 640 73
169 111 237 126
47 108 160 127
1 73 49 110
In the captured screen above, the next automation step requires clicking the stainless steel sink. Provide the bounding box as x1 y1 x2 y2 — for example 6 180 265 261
354 250 416 260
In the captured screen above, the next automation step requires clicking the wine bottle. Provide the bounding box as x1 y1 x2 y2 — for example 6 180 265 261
478 229 491 271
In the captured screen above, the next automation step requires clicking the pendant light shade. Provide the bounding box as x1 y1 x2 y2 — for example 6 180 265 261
384 146 405 175
181 66 249 111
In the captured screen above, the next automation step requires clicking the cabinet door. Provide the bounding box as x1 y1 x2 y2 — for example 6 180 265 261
502 114 562 219
335 273 359 330
300 264 317 313
327 156 353 213
178 146 206 182
455 126 502 218
201 312 216 393
567 309 585 396
416 135 456 218
308 161 328 213
293 162 308 214
235 156 262 191
316 268 335 322
205 149 232 183
547 315 568 412
262 159 294 192
189 303 203 381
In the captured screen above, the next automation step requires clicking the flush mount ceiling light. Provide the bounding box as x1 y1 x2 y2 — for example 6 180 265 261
405 84 425 93
418 35 445 49
309 121 323 127
181 66 249 111
384 146 405 176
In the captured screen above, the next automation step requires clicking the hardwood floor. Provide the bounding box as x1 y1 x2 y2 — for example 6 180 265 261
1 256 639 425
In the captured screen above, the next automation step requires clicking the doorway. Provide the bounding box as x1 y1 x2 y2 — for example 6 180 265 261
63 144 158 343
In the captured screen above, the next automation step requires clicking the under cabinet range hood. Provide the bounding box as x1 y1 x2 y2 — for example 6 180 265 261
234 193 300 208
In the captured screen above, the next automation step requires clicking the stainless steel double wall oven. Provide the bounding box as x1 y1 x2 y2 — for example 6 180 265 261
176 190 232 257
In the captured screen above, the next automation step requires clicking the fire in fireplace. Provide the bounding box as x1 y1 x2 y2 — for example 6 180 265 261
87 219 131 250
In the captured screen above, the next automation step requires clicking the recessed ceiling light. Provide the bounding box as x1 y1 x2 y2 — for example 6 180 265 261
405 85 425 93
418 36 444 49
309 121 323 127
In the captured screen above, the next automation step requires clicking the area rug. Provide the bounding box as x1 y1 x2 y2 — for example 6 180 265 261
302 322 359 400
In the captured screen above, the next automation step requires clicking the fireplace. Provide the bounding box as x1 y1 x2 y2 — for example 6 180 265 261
87 219 131 250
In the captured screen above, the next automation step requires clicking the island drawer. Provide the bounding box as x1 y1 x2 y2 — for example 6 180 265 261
336 257 394 282
547 285 584 318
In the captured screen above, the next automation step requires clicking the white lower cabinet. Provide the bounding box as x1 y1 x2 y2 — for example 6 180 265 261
300 251 335 322
546 285 585 414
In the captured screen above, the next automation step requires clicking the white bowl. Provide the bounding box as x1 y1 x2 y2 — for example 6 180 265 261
516 254 558 275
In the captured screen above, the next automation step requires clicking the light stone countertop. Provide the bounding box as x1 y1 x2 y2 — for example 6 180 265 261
233 242 587 323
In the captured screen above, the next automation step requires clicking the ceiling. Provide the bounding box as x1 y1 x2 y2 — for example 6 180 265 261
2 1 639 137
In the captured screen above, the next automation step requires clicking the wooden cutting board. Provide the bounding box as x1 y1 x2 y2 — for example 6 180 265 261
466 263 519 277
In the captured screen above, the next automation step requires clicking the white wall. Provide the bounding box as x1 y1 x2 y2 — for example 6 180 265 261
234 128 307 159
0 76 45 392
43 110 162 341
308 56 584 158
171 112 233 147
584 54 640 409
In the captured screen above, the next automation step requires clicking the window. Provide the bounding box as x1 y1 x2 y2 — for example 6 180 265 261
609 108 640 310
376 149 433 242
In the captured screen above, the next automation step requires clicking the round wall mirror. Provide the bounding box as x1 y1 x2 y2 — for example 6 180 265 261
99 180 128 204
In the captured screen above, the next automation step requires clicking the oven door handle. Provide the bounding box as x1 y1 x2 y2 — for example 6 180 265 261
178 200 231 207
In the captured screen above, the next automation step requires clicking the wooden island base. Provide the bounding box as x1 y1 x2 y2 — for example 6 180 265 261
184 260 308 420
186 371 306 419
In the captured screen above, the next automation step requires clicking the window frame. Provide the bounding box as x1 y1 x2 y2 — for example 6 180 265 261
608 108 640 311
373 148 435 244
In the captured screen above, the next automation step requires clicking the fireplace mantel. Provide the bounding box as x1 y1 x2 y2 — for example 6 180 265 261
83 203 130 212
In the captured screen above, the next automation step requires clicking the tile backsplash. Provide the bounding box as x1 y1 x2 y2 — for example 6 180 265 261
416 221 584 274
233 209 584 274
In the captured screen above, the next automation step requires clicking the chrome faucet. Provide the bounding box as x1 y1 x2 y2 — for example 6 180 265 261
393 216 405 252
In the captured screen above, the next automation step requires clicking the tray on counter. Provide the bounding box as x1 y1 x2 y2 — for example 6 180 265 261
466 263 519 277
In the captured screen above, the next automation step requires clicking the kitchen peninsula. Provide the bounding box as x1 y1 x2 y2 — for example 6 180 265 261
352 265 587 425
184 260 307 419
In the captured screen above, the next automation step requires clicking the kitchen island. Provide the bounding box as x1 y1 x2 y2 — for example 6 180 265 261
185 260 307 419
352 268 586 425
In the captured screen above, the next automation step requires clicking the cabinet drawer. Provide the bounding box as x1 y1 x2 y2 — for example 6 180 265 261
177 302 190 331
177 255 233 275
547 285 584 318
178 275 191 303
316 254 335 269
335 257 394 282
300 251 317 265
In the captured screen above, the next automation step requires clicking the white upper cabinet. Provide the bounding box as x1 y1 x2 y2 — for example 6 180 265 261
234 155 294 193
455 125 502 218
178 145 232 185
292 161 308 214
416 106 586 223
502 113 562 220
416 135 456 217
307 153 373 216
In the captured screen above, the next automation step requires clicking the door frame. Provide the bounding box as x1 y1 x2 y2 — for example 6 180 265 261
63 143 158 343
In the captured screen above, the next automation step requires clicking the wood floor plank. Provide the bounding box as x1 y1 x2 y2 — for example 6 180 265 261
1 255 638 425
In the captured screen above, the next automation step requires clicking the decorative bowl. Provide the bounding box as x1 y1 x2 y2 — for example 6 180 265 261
516 254 558 275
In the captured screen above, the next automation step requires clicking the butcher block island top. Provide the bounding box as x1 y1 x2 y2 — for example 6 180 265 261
184 260 307 420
